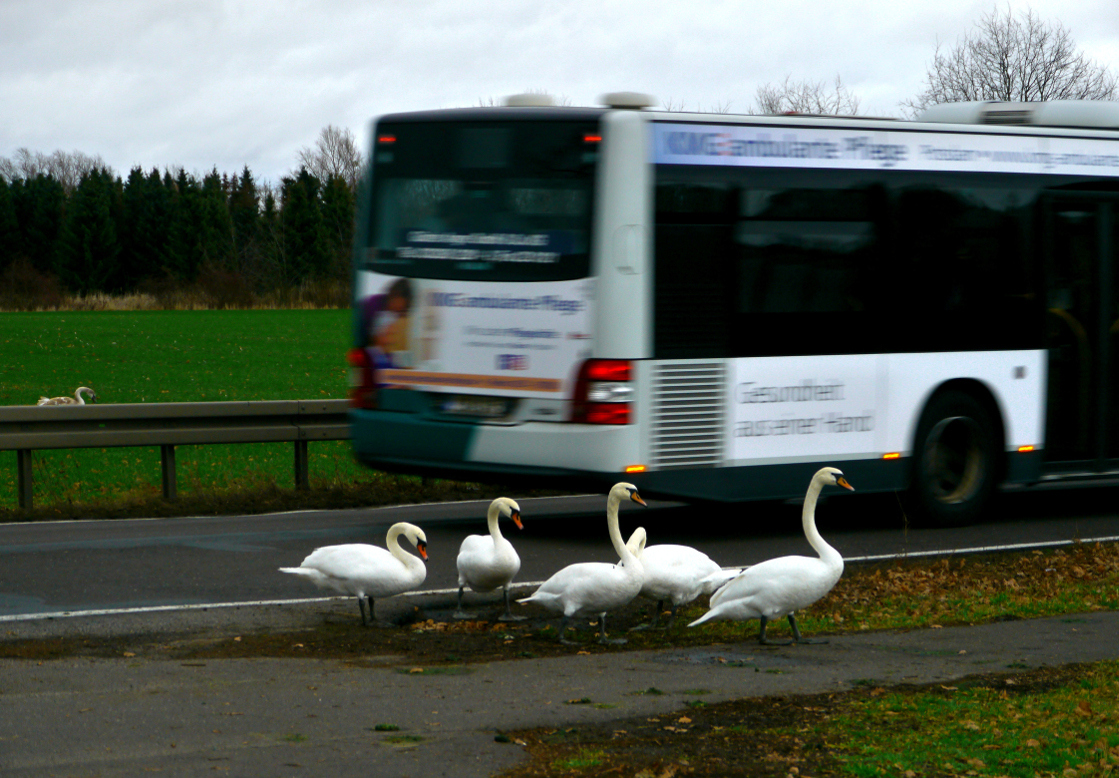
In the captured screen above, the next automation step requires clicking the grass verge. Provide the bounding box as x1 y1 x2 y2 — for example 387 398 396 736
499 661 1119 778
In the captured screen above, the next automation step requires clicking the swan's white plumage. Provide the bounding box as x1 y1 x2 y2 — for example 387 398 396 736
37 387 97 406
688 467 852 643
625 527 739 627
279 521 427 625
518 482 646 643
455 497 523 619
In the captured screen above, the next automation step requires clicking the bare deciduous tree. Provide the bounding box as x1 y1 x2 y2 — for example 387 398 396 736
478 90 571 107
752 75 861 116
904 5 1118 115
658 98 733 114
297 125 364 191
0 148 109 191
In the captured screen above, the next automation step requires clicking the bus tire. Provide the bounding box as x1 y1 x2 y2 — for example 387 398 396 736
909 390 1000 527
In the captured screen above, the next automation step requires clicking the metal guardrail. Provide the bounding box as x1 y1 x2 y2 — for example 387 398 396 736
0 400 351 510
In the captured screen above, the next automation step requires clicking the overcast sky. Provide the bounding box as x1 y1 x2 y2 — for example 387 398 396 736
2 0 1118 184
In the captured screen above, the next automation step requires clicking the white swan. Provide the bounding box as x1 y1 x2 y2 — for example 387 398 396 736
279 521 428 626
624 527 740 629
37 387 97 406
688 467 853 644
454 497 524 621
518 482 646 644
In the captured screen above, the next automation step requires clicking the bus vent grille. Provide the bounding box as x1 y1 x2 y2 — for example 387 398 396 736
650 362 725 469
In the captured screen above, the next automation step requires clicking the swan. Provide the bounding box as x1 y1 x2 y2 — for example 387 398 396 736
454 497 524 621
688 467 853 644
37 387 97 406
624 527 740 629
517 482 646 644
279 522 428 626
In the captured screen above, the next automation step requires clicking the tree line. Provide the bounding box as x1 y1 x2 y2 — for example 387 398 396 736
3 7 1113 307
0 126 363 308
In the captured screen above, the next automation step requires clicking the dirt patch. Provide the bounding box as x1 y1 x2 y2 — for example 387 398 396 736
0 602 706 665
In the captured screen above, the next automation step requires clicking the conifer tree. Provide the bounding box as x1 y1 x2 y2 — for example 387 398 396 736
198 169 235 269
55 168 122 293
11 174 65 276
320 173 355 279
0 177 18 274
166 169 203 281
121 167 172 287
229 166 261 275
281 168 329 284
259 188 283 288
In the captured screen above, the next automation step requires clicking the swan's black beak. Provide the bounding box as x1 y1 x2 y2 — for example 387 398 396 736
416 541 429 560
837 476 854 491
511 510 524 530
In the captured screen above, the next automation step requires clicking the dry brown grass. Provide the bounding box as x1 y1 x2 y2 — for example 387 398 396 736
0 262 349 312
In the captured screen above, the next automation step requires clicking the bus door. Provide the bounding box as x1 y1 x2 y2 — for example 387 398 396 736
1042 194 1119 468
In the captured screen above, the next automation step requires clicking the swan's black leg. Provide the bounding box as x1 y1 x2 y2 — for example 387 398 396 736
356 596 369 626
757 615 792 645
498 585 526 621
629 601 662 632
558 616 579 645
453 586 475 619
663 602 678 629
789 613 826 644
597 612 627 645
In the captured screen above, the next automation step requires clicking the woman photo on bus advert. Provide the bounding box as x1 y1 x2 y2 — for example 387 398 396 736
363 277 412 369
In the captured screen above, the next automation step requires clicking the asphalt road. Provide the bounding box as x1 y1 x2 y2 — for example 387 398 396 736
2 482 1119 618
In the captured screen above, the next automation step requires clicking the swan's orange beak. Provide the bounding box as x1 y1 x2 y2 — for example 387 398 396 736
631 493 647 507
417 541 429 560
511 510 524 530
837 476 854 491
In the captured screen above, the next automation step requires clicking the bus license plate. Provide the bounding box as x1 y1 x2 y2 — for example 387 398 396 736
442 396 509 418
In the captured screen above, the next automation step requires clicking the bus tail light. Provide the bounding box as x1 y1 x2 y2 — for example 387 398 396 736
347 347 377 409
571 359 633 424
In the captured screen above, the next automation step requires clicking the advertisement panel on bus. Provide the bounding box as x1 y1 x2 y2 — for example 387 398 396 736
357 272 594 400
652 122 1119 177
730 355 881 463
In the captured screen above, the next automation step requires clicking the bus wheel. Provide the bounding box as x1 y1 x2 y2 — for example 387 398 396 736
909 391 999 527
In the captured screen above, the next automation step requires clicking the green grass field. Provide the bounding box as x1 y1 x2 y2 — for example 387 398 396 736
0 309 378 513
2 309 352 405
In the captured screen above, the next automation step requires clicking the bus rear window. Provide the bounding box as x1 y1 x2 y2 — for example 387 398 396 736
365 120 599 282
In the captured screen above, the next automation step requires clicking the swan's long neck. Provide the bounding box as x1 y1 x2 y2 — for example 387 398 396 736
802 477 841 568
626 527 646 557
386 524 411 564
487 501 505 543
607 494 640 570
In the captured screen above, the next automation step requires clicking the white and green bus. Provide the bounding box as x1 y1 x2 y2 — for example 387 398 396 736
349 94 1119 525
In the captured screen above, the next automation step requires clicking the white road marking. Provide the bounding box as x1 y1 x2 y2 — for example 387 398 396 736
2 535 1116 623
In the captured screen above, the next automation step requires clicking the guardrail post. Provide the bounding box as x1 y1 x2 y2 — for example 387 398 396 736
17 450 33 510
161 445 177 501
294 440 309 490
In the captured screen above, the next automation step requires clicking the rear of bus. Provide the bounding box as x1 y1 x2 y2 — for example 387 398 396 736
349 104 651 490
